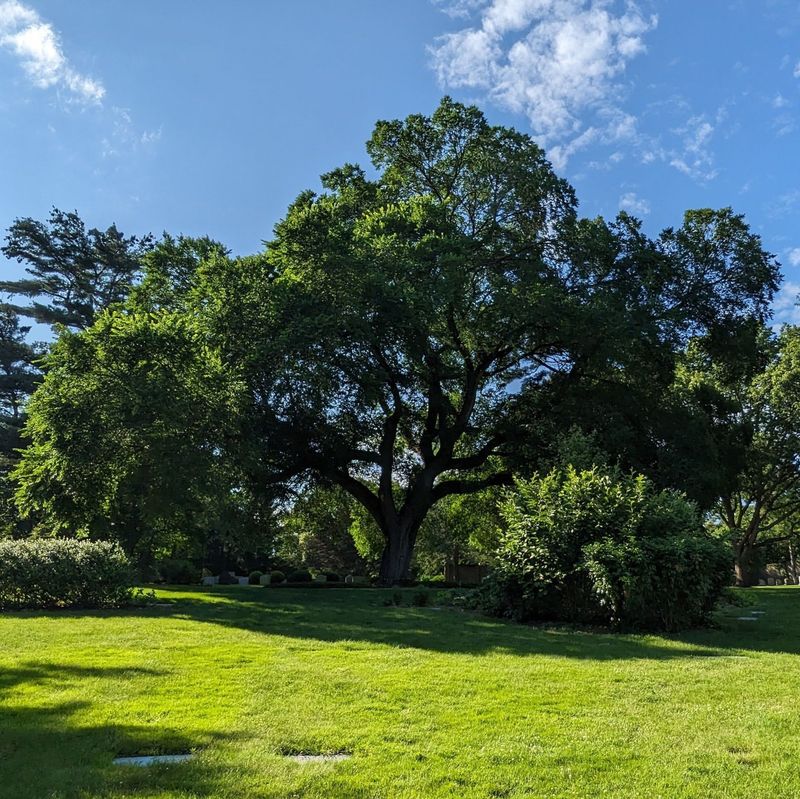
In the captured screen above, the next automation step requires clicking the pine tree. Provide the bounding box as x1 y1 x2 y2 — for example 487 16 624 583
0 309 40 535
1 207 152 330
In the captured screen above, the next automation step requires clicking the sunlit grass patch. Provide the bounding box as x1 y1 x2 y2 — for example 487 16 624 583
1 586 799 798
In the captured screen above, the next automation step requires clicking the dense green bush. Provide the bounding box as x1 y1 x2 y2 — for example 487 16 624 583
325 572 340 582
583 534 733 631
0 538 134 610
158 558 200 585
248 570 263 585
478 467 731 631
270 570 285 584
286 569 312 583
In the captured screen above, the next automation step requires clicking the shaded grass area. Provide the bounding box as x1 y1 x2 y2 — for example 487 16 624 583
1 586 800 798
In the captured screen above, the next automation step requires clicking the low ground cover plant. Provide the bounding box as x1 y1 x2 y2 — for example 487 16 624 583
477 467 732 631
0 538 133 610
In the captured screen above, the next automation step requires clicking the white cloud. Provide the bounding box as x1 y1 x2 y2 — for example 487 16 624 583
0 0 104 103
775 116 796 137
768 190 800 218
794 60 800 78
429 0 657 168
101 106 161 158
787 248 800 267
668 114 718 182
433 0 487 18
619 191 650 216
773 281 800 326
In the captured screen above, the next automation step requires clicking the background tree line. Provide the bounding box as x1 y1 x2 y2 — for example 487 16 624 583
0 99 797 589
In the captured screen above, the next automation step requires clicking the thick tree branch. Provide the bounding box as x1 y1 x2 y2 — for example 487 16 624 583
431 470 512 501
325 469 383 527
447 436 504 471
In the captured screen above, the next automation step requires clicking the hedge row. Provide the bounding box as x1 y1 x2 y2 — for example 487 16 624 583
0 538 134 610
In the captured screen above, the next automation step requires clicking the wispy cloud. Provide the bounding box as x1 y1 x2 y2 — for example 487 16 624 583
786 247 800 267
429 0 657 169
768 91 796 136
432 0 487 18
631 98 725 183
768 189 800 218
0 0 104 103
100 107 161 159
619 191 650 216
773 281 800 326
668 114 718 182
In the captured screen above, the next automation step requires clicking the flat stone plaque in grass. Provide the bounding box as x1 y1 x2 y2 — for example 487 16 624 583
113 754 194 766
286 753 350 763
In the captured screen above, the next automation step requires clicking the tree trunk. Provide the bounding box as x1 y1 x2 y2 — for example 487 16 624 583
734 543 760 587
789 542 798 585
378 519 418 585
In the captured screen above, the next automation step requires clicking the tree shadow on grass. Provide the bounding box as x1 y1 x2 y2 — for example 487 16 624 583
156 584 800 658
0 662 239 799
98 585 800 659
0 662 165 696
8 586 798 662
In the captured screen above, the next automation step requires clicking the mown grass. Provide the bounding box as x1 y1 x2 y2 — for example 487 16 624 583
1 585 799 798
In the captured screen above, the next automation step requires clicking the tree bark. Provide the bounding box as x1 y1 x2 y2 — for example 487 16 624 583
734 543 760 587
378 518 420 585
789 542 798 585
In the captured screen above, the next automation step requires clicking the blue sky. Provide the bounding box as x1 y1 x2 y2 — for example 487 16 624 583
1 0 800 323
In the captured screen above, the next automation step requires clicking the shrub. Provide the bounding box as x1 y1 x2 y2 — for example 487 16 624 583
434 588 474 608
325 572 340 582
158 558 200 585
218 571 239 585
270 570 286 584
286 569 312 583
583 534 732 630
411 591 430 607
0 538 134 610
248 570 263 585
480 467 732 631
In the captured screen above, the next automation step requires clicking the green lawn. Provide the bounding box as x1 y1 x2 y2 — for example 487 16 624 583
2 586 800 799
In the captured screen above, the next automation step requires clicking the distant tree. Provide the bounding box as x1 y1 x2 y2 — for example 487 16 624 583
1 207 153 329
696 325 800 585
0 308 40 429
13 309 239 567
130 234 229 312
412 489 501 580
202 99 778 584
0 308 40 535
277 484 368 575
533 332 758 512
